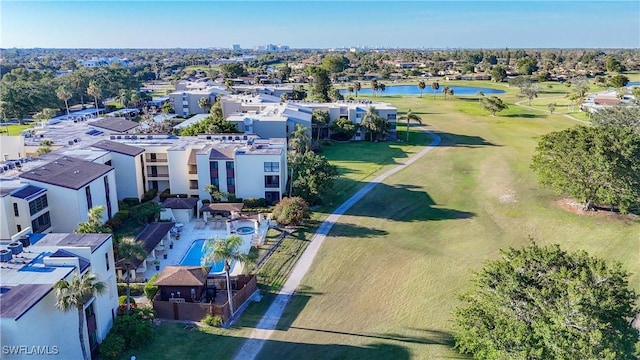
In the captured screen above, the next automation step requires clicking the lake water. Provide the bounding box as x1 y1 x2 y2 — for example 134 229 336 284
341 85 506 96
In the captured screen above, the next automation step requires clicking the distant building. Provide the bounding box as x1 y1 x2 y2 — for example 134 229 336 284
77 57 130 68
232 44 241 50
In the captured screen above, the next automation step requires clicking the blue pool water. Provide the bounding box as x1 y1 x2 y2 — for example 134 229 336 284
341 85 505 96
236 226 254 235
180 239 226 273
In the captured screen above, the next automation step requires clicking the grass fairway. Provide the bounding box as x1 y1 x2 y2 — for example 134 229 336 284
259 90 640 359
0 124 32 136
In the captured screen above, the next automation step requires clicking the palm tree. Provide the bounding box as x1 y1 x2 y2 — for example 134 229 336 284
201 235 247 317
87 81 102 113
361 106 382 142
288 124 311 196
378 83 386 96
311 110 330 143
118 237 146 315
354 81 361 98
198 96 212 113
431 82 440 99
371 80 379 97
418 80 426 97
56 85 72 119
398 109 423 142
204 184 225 202
54 272 106 360
443 86 450 100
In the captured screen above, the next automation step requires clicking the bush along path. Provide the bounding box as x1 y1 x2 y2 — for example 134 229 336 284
233 129 442 360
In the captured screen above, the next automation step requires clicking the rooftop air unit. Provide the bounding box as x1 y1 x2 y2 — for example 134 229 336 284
8 242 22 255
0 250 12 262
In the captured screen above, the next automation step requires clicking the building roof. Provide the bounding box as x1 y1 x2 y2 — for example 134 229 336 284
0 284 54 319
115 222 174 269
92 140 144 156
90 117 139 133
19 157 113 190
162 197 199 210
209 146 238 160
49 249 91 273
10 184 46 200
34 233 112 252
154 266 210 287
187 149 197 165
200 202 244 213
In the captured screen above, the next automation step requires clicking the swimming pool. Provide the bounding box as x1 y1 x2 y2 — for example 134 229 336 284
180 239 226 273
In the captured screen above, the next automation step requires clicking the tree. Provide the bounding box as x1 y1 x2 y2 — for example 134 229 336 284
271 196 311 226
33 107 57 122
291 151 338 205
417 81 426 97
442 86 452 100
321 54 350 74
531 126 640 213
37 139 54 155
75 206 111 234
517 56 538 75
220 63 246 78
521 82 541 105
54 272 107 360
204 184 225 202
288 124 312 196
311 109 330 142
209 98 224 119
201 235 247 317
632 87 640 104
605 57 623 73
609 74 630 88
431 81 440 99
378 83 386 95
198 96 212 113
56 85 72 118
547 102 556 114
309 67 332 102
360 106 390 141
370 79 379 97
353 81 361 98
480 96 508 116
330 118 357 141
398 109 422 142
179 115 238 135
454 242 639 360
87 81 102 112
591 105 640 135
117 238 146 315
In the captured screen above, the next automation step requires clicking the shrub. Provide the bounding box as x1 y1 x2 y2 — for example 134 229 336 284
244 197 267 208
123 197 141 207
111 306 155 350
117 283 145 296
142 188 158 202
118 295 136 305
144 274 159 301
203 314 223 327
118 200 129 211
158 188 172 202
117 303 137 316
272 197 311 226
99 333 125 360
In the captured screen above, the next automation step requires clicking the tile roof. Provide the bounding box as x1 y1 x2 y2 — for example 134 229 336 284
91 140 144 156
0 284 53 319
34 233 112 252
162 197 199 210
90 117 139 133
115 222 173 268
19 157 113 190
154 266 210 286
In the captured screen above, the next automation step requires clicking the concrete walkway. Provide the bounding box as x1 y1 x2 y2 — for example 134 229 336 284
233 130 442 360
514 99 590 124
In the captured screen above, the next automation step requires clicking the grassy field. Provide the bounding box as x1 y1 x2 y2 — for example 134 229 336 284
0 124 32 136
119 80 639 359
258 88 640 359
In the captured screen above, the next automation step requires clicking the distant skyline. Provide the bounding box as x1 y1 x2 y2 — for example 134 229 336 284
1 1 639 49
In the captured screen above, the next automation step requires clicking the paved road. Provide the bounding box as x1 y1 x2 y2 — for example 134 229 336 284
233 130 442 360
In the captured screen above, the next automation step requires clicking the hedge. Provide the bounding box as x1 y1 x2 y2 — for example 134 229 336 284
117 283 145 296
141 188 158 202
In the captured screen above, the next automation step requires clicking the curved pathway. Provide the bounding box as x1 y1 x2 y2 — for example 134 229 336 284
233 130 442 360
514 99 590 124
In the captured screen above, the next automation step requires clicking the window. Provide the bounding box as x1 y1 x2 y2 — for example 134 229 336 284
210 162 218 170
226 161 234 169
264 175 279 188
13 203 19 217
189 180 199 189
105 252 110 271
264 191 280 205
31 212 51 233
105 160 112 166
29 194 48 216
264 162 279 172
16 225 22 232
85 186 92 209
104 176 112 219
210 177 219 186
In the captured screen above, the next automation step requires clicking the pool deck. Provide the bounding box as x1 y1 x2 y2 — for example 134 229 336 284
140 217 270 281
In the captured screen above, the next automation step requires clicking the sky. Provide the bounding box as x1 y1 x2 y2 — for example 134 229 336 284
1 1 639 49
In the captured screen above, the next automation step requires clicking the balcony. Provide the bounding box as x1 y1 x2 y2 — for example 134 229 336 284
147 172 170 179
146 157 168 163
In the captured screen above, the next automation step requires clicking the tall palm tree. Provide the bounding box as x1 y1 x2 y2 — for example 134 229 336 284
198 97 212 113
311 110 330 143
54 272 106 360
378 83 386 95
370 80 379 97
201 235 247 317
443 86 450 100
354 81 361 98
87 81 102 114
361 106 382 142
418 80 426 97
118 237 146 315
288 124 311 196
399 109 423 142
431 82 440 99
56 85 72 119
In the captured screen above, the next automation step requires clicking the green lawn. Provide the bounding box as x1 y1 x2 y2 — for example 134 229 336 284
120 81 639 360
0 124 32 136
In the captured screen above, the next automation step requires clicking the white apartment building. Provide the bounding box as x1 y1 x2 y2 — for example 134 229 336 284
18 157 119 233
0 232 118 360
169 84 229 117
91 140 146 201
226 103 312 139
0 182 52 240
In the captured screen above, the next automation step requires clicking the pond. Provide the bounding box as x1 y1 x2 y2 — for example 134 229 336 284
341 85 505 96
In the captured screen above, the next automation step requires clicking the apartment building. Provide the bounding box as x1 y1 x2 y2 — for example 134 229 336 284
168 85 229 117
226 103 312 139
0 182 52 240
0 232 118 360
